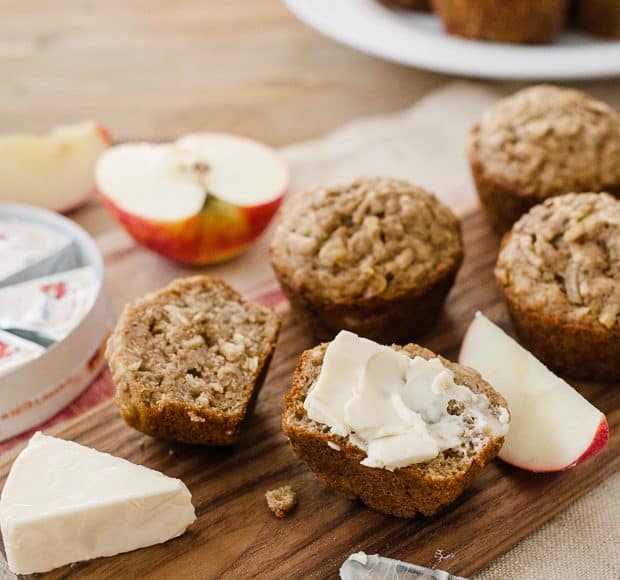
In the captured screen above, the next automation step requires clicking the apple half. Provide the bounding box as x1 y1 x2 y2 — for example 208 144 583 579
96 133 289 265
459 312 609 472
0 122 111 212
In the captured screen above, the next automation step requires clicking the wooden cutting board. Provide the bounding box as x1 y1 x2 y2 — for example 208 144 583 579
1 209 618 579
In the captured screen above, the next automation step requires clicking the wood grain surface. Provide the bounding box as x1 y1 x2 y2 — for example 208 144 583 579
1 209 618 579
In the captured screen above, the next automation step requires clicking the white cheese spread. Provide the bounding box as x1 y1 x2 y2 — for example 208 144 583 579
0 219 71 284
304 331 509 470
0 329 45 376
0 432 196 574
0 266 97 342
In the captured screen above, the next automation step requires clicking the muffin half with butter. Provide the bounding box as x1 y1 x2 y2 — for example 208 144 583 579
283 331 509 518
495 192 620 382
269 178 464 343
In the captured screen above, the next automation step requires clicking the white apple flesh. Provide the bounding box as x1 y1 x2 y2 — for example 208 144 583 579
459 312 609 472
96 133 289 264
0 122 111 212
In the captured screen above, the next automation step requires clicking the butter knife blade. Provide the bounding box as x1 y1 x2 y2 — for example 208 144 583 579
340 552 468 580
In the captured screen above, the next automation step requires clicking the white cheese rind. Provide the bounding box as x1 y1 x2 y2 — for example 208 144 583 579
0 432 196 574
305 331 508 471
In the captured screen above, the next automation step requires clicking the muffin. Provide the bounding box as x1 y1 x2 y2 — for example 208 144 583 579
469 85 620 234
106 276 281 445
269 178 464 343
283 338 509 518
431 0 568 44
495 193 620 381
379 0 431 11
578 0 620 38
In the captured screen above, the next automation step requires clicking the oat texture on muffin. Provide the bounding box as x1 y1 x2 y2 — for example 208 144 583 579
496 193 620 380
106 276 281 445
269 178 463 342
469 86 620 233
282 339 508 518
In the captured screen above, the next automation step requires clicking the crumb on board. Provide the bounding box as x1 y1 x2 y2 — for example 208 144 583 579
265 485 297 518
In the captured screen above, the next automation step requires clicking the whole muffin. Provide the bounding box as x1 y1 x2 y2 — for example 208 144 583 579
379 0 431 10
578 0 620 38
269 178 463 343
469 85 620 234
431 0 568 44
495 193 620 381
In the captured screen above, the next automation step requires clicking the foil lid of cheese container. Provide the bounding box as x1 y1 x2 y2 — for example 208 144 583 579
0 203 111 442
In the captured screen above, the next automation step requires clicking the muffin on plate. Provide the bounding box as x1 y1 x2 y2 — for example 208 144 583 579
495 193 620 382
431 0 568 44
578 0 620 38
469 85 620 234
106 276 281 445
379 0 431 11
269 178 463 343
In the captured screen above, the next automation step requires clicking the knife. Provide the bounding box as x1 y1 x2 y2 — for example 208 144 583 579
339 552 468 580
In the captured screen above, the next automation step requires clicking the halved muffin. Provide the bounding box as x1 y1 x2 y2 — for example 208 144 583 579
269 178 464 343
469 85 620 234
283 335 509 518
432 0 568 44
106 276 281 445
495 193 620 381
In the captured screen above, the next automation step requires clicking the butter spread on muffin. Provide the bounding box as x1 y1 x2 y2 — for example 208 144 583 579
283 332 509 518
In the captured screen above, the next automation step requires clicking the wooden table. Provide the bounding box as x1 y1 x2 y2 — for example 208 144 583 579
2 1 620 578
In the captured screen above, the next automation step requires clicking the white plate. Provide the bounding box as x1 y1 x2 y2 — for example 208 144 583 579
284 0 620 80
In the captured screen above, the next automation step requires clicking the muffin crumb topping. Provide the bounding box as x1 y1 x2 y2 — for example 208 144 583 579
469 86 620 198
270 178 462 303
496 193 620 329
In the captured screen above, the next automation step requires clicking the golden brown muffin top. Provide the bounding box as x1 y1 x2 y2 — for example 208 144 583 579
496 192 620 329
269 178 462 303
469 86 620 199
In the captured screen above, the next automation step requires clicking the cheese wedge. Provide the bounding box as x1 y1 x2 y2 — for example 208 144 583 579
0 432 196 574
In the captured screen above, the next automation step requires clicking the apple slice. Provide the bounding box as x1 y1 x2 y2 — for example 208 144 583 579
96 133 288 265
459 312 609 472
0 122 111 212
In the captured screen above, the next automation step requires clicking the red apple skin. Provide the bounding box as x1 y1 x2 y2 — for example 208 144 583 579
96 123 113 146
569 415 609 469
100 191 284 265
499 415 609 473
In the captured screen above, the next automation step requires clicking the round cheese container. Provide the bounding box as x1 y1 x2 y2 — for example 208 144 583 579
0 203 111 442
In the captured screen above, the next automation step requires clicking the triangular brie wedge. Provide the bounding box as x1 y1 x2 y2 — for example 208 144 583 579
0 432 196 574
